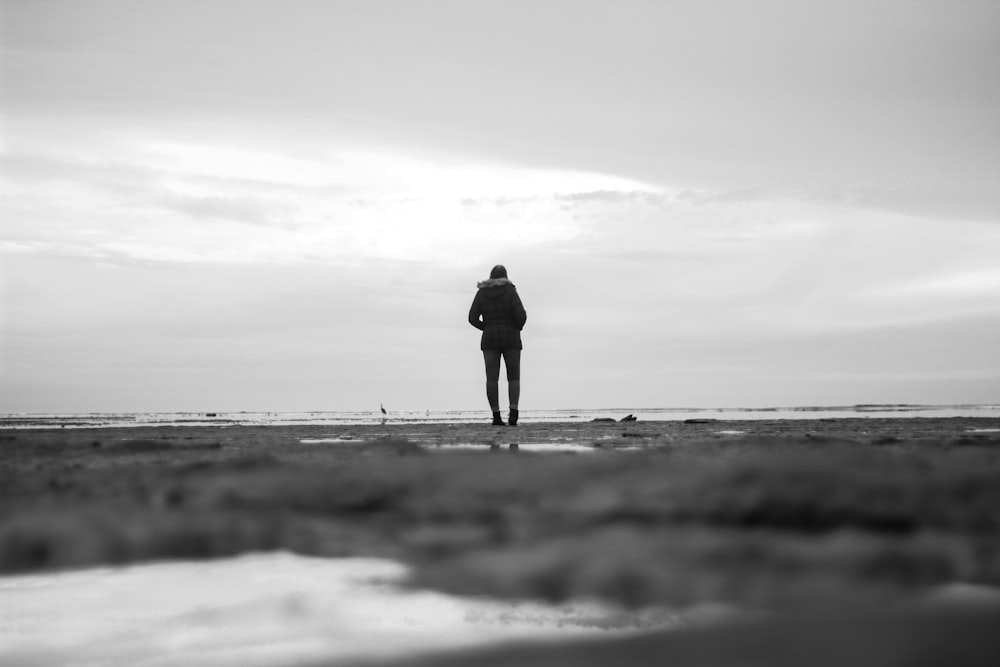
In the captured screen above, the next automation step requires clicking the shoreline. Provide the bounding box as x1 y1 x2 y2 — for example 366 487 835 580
4 415 999 451
2 404 997 430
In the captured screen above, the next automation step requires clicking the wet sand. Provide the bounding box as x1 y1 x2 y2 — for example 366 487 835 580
3 417 1000 665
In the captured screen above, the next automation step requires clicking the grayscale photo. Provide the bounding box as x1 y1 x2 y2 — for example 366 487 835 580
2 1 999 665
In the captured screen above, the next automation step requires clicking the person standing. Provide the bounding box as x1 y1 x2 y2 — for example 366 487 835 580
468 264 527 426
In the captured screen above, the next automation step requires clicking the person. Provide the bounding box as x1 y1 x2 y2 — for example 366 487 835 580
468 264 527 426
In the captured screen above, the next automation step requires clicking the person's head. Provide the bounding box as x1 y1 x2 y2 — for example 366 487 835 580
490 264 507 280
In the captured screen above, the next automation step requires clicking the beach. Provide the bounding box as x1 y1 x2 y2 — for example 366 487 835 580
7 0 1000 663
3 416 1000 665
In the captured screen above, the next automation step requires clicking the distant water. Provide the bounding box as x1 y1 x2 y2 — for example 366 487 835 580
2 405 997 429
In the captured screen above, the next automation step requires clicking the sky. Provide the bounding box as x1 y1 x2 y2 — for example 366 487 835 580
2 0 999 413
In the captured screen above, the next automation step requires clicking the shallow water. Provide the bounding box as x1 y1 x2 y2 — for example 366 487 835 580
0 552 681 667
441 441 603 453
3 404 998 429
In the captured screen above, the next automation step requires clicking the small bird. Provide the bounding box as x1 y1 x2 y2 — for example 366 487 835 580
380 404 387 415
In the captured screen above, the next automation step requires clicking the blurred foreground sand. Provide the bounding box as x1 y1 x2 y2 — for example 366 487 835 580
2 417 1000 665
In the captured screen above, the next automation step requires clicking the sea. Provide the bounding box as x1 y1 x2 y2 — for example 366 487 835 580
2 404 998 429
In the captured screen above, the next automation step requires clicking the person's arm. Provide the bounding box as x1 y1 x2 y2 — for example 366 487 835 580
511 288 527 330
468 294 485 330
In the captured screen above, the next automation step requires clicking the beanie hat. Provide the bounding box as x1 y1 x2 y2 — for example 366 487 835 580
489 264 507 280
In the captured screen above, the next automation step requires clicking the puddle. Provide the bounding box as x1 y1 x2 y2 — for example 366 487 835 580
298 440 600 452
442 442 599 453
300 438 360 443
0 551 677 667
715 430 746 436
966 428 1000 433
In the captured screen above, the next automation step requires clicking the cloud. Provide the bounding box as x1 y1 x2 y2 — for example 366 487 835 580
154 192 291 227
555 190 669 206
3 134 673 267
5 0 998 221
460 196 543 208
138 142 338 188
867 269 1000 300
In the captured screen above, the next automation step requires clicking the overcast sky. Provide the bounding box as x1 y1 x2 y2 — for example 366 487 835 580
2 0 999 413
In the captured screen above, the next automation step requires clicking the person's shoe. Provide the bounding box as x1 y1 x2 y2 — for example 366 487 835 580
491 411 505 426
508 409 519 426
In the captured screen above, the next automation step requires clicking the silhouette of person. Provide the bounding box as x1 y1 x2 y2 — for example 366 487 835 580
468 264 527 426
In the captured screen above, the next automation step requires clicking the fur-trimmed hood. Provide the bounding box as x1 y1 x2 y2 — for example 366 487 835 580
476 277 514 290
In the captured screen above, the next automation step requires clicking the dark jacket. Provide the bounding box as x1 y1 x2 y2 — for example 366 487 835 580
468 278 527 350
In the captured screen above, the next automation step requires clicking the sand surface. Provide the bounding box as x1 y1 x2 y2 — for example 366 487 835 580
3 417 1000 665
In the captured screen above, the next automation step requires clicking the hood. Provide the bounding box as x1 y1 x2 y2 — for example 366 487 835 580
476 277 514 295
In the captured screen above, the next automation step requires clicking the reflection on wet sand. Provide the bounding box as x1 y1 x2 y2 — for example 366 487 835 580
0 551 684 667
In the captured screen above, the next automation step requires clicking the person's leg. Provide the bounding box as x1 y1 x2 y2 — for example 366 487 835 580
503 349 521 425
483 350 503 424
